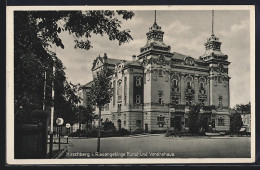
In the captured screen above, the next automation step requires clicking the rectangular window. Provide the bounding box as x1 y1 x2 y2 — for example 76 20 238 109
124 95 127 106
136 95 141 104
212 119 215 128
157 116 165 127
136 120 142 126
171 96 179 104
218 118 224 126
158 69 163 77
117 104 121 114
136 77 141 86
124 120 126 126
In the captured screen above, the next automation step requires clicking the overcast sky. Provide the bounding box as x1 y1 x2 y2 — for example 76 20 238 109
53 10 251 108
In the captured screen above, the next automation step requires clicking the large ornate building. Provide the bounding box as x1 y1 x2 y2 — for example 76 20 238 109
82 11 231 133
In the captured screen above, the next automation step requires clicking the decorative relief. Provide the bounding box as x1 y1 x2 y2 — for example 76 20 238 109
184 57 195 66
210 63 228 74
142 55 171 66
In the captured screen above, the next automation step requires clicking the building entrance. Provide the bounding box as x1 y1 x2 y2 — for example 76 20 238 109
174 116 182 131
145 123 148 133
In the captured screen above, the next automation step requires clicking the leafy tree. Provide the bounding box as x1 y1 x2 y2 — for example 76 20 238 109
187 104 203 135
89 69 113 152
230 112 243 134
235 102 251 114
14 10 134 124
74 105 94 130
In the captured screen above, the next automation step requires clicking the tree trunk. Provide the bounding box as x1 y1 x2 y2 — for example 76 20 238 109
97 107 101 152
79 122 81 138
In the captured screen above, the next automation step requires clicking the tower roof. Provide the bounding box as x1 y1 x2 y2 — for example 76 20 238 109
200 11 228 62
140 11 171 54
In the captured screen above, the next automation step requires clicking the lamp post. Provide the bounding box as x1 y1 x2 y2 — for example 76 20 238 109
56 118 64 151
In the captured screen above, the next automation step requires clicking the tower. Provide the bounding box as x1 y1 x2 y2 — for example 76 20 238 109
138 11 173 133
200 10 231 111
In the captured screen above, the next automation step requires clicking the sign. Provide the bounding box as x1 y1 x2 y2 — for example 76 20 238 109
56 118 64 126
66 123 71 128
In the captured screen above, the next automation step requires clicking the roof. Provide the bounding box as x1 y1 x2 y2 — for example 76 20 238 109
81 81 93 89
106 58 122 65
124 60 142 67
172 52 205 63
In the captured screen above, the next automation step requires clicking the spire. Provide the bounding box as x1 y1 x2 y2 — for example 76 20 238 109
139 10 171 54
155 10 157 23
212 10 214 35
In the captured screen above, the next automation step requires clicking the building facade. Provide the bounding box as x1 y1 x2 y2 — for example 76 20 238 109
86 14 231 133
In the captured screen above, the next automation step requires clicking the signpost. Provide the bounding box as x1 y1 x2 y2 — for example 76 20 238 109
56 118 64 151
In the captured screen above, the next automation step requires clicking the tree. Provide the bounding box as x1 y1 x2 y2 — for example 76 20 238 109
89 69 113 152
187 104 203 135
235 102 251 114
230 112 243 134
14 10 134 124
74 105 94 136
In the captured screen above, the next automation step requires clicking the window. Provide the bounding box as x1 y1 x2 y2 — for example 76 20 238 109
171 96 179 104
218 76 222 83
173 79 178 88
200 82 205 90
124 120 126 126
136 77 141 86
117 104 121 115
124 95 127 106
212 119 215 128
136 95 141 104
136 120 142 126
187 81 191 89
218 118 224 126
158 69 163 77
158 92 163 105
200 99 205 106
186 97 192 105
218 96 223 108
157 116 165 127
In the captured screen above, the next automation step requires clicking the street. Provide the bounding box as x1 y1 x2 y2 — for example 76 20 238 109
62 135 251 158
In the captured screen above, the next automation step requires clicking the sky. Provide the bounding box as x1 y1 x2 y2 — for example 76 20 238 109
53 10 251 108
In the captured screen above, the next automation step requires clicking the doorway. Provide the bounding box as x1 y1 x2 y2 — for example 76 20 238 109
117 119 121 130
145 123 148 133
174 116 182 131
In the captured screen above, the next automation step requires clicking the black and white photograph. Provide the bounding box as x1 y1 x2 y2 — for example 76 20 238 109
6 5 255 164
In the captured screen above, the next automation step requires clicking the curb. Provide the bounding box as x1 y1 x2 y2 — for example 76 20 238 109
53 147 68 159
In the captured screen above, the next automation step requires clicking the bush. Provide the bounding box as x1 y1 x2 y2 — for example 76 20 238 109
114 128 130 136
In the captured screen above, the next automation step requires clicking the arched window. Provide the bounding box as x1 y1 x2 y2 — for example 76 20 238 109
186 81 192 90
186 76 193 89
200 82 205 90
171 75 179 92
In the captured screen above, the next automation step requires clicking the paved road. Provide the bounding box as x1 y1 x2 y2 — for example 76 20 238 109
63 135 251 158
